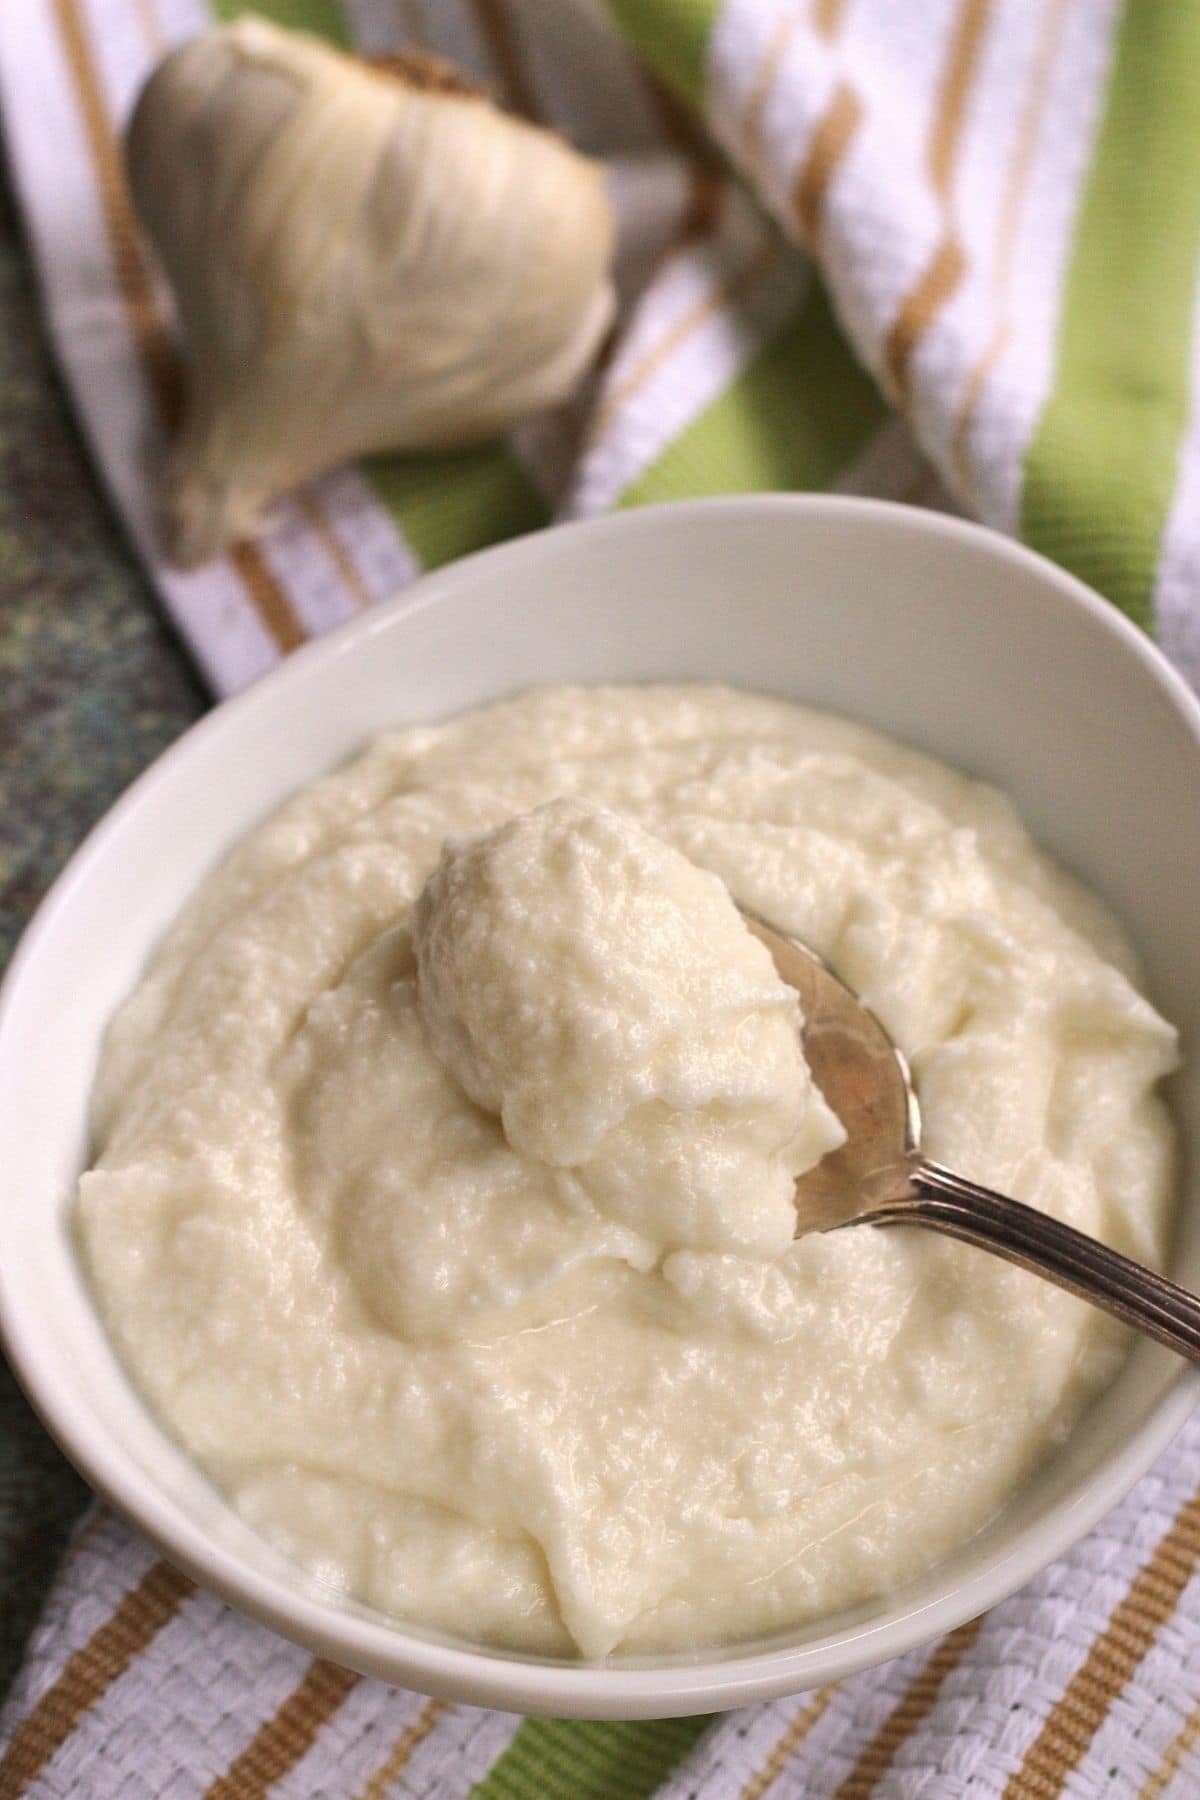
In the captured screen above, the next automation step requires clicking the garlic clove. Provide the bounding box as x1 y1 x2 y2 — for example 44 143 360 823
126 21 617 565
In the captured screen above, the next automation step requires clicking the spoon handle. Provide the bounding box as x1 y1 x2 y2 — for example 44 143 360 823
863 1160 1200 1364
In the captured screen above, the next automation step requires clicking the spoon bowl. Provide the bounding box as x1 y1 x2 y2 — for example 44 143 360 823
742 911 918 1231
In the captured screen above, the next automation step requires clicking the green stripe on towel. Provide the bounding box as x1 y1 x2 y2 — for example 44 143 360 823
211 0 351 45
620 281 887 509
469 1714 713 1800
602 0 721 107
367 445 547 572
1020 0 1200 628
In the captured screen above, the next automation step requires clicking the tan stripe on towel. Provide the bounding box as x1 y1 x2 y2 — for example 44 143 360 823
928 1 990 198
739 12 804 178
294 489 373 610
739 1686 838 1800
885 237 968 398
586 233 782 447
204 1659 359 1800
52 0 180 424
834 1616 985 1798
792 82 863 248
789 0 863 252
883 0 992 404
1006 1488 1200 1798
573 161 721 420
0 1561 194 1799
52 0 306 656
1141 1692 1200 1800
813 0 847 40
952 0 1070 492
354 1697 448 1800
226 543 306 653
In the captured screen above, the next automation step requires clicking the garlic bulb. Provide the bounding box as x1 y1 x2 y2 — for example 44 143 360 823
126 20 616 564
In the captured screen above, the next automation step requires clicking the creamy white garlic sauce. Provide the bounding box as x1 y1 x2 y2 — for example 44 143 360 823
78 685 1178 1657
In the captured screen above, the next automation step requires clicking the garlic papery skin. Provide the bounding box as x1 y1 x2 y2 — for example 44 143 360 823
126 20 617 565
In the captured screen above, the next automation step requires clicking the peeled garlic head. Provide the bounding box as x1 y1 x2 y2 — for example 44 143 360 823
126 20 616 564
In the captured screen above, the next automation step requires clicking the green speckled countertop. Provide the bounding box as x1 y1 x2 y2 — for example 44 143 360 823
0 172 205 1702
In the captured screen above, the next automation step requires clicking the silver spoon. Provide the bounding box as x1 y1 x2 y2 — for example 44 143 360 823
744 912 1200 1364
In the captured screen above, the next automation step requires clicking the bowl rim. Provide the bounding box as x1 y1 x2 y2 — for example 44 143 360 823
2 493 1199 1717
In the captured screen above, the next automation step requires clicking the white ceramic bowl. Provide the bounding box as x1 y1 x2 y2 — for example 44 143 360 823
2 497 1198 1719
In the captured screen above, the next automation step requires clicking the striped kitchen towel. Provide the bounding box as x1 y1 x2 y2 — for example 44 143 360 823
2 1 1200 1795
